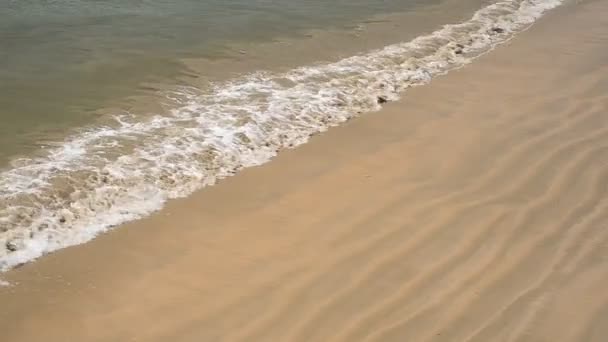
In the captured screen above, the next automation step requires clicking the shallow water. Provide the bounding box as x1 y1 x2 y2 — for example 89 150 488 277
0 0 565 271
0 0 448 164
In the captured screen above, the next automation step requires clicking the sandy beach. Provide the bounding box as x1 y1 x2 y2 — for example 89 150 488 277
2 1 608 341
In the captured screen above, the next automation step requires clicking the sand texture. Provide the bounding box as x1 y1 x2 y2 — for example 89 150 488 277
1 1 608 341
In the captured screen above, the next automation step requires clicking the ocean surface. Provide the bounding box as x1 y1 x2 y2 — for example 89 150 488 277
0 0 564 273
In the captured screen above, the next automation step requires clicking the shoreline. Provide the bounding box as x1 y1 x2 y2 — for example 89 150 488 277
3 1 608 341
0 0 564 273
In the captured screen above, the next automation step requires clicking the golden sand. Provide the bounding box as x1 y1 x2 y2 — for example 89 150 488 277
1 1 608 341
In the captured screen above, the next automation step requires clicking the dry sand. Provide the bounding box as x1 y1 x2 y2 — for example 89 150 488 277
2 1 608 341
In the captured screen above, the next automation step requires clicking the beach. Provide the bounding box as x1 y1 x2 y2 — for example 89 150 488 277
0 0 563 272
2 0 608 341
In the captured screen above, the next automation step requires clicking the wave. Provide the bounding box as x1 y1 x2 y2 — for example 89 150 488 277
0 0 563 271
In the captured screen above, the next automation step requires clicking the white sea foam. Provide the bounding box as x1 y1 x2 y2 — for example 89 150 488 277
0 0 563 272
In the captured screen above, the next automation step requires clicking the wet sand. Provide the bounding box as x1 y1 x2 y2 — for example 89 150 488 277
2 1 608 341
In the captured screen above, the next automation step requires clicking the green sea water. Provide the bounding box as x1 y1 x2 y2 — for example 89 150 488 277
0 0 448 165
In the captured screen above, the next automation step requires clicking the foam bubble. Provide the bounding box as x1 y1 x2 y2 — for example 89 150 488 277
0 0 564 272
